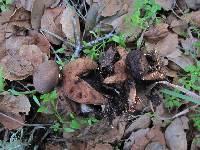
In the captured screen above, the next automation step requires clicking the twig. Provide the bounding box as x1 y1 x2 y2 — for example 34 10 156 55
84 32 115 47
40 28 75 48
0 112 51 127
72 16 81 58
157 81 200 100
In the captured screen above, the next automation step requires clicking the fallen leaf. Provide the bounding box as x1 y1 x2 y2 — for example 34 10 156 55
124 114 151 136
183 11 200 27
60 6 80 41
165 117 188 150
31 0 59 29
45 143 63 150
41 7 64 45
181 37 198 56
0 54 33 81
124 128 150 150
154 33 182 58
19 44 45 69
77 117 126 143
124 126 166 150
155 0 174 10
87 143 113 150
63 57 105 105
103 47 128 84
185 0 200 10
168 53 194 69
9 7 31 29
0 92 31 130
101 0 124 17
29 30 51 55
144 23 169 42
170 19 188 36
33 60 59 93
145 142 168 150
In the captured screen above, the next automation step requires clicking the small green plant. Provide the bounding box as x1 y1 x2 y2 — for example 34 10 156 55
0 66 5 92
129 0 161 29
0 0 12 11
163 62 200 131
163 92 182 109
111 34 126 48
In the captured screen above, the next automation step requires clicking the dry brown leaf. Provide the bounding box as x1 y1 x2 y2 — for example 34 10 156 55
154 33 182 58
9 7 31 29
41 7 64 45
144 23 169 42
185 0 200 10
181 37 199 57
183 11 200 27
87 143 113 150
63 57 105 105
103 47 128 84
168 54 194 69
170 19 188 36
101 0 124 17
145 142 168 150
31 0 59 29
165 117 188 150
76 117 126 143
29 30 51 55
124 114 151 136
60 6 80 41
155 0 174 10
0 54 33 81
33 60 59 93
19 44 45 69
0 92 31 130
5 36 33 55
124 126 166 150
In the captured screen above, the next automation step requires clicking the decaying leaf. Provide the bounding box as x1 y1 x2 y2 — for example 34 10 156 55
103 47 128 84
76 117 126 143
145 142 168 150
33 60 59 93
31 0 59 29
41 7 64 45
183 11 200 28
155 0 174 10
124 114 151 136
170 19 188 36
0 54 33 81
154 33 182 58
124 126 166 150
60 6 80 41
165 117 188 150
144 23 169 42
9 7 31 29
0 92 31 130
63 57 105 105
19 44 45 69
87 143 113 150
185 0 200 10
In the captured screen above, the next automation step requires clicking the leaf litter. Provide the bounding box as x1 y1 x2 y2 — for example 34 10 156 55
0 0 199 149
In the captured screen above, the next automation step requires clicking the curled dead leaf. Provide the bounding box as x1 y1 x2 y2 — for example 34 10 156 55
63 57 105 105
103 47 128 84
33 60 59 93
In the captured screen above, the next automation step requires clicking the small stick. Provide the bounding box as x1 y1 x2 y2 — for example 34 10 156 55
157 81 200 100
72 16 81 58
40 28 75 48
84 32 115 47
